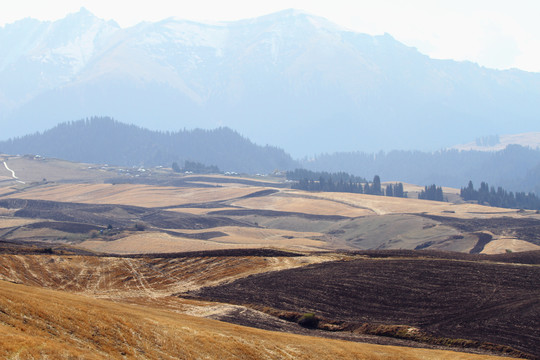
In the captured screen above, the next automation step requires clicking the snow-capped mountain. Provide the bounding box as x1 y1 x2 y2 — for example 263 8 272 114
0 8 119 103
2 8 540 156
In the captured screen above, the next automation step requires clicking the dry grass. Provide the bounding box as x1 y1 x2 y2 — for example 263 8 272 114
0 216 41 228
78 227 326 254
0 254 333 298
0 280 510 359
183 174 283 184
232 194 373 217
3 183 270 208
0 185 19 197
2 181 525 221
167 206 241 215
482 238 540 254
282 189 517 218
0 155 112 183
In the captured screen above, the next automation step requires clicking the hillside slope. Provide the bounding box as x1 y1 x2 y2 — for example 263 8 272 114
301 145 540 193
0 117 298 172
190 254 540 357
0 280 506 359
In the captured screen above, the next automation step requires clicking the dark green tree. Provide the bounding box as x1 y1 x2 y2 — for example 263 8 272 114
419 184 444 201
372 175 382 195
394 182 405 197
363 182 370 194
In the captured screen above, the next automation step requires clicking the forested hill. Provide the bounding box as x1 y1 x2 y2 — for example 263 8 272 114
0 117 298 174
301 147 540 194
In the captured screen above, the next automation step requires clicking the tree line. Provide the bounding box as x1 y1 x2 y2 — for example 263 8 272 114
461 181 540 210
418 184 444 201
287 169 405 197
300 145 540 195
172 160 219 174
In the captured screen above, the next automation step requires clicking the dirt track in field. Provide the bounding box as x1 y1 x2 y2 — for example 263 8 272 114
0 252 331 299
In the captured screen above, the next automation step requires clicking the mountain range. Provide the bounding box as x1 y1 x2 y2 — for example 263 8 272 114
2 8 540 156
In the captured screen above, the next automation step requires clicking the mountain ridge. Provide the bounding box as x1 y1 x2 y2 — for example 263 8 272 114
1 9 540 156
0 117 298 173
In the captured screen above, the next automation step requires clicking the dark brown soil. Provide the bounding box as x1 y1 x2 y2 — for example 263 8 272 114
161 230 229 240
420 214 540 246
0 198 254 230
24 221 103 233
154 190 278 210
117 248 304 258
0 240 98 256
187 254 540 357
208 209 349 221
106 176 288 188
347 249 540 265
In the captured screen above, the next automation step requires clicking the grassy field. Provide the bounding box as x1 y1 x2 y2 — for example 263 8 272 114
0 157 538 358
0 275 520 359
1 176 539 254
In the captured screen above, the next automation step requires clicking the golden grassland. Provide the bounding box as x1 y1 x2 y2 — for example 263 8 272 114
0 216 41 228
232 194 374 217
1 180 538 254
0 254 334 299
183 173 284 183
280 189 520 218
2 183 269 208
3 182 527 220
1 162 539 255
482 237 540 254
0 280 513 360
0 158 536 358
397 182 461 195
0 154 535 219
0 155 112 183
79 227 326 254
0 185 17 196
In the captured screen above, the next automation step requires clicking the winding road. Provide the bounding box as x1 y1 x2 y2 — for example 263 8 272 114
3 161 25 184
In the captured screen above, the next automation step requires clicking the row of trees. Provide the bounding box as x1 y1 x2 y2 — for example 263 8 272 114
461 181 540 210
418 184 444 201
287 170 406 198
301 145 540 194
286 169 366 183
172 160 220 174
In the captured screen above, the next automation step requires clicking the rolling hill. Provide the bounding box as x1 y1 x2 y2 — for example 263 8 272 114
0 117 298 173
0 156 539 358
0 276 513 359
1 156 539 255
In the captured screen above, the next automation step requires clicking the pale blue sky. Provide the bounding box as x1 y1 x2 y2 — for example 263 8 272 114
2 0 540 72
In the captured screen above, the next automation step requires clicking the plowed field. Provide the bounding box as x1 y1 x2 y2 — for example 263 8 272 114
189 254 540 358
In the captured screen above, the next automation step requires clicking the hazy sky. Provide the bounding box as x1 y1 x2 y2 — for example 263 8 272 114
2 0 540 72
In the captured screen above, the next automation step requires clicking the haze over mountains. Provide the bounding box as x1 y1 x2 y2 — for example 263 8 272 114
1 117 539 194
2 8 540 156
0 117 297 174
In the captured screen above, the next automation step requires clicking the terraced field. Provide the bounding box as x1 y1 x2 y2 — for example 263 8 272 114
0 157 539 359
